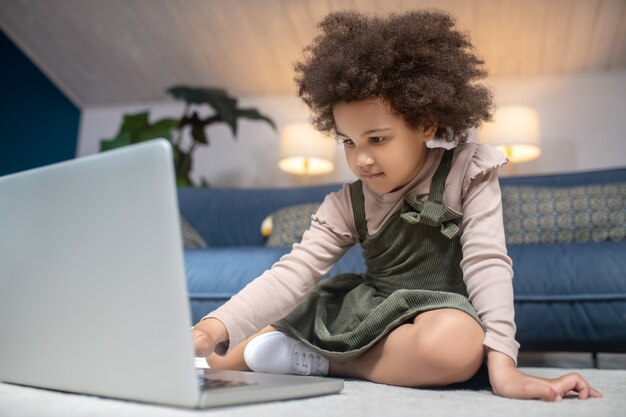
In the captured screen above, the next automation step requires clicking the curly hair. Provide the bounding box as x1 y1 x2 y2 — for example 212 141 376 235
294 9 493 143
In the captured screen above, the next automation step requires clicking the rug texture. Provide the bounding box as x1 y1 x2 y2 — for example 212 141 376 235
0 367 623 417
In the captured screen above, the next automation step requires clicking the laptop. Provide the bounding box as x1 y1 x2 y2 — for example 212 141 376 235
0 139 343 408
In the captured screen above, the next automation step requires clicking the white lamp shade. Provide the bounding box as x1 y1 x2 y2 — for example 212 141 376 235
278 122 335 175
478 106 541 163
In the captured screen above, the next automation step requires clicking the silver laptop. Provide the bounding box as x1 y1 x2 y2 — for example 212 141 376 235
0 139 343 408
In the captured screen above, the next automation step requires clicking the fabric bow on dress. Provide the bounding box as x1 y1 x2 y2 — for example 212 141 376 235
400 191 463 239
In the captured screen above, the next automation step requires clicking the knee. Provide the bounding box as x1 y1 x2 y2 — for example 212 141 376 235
413 309 485 384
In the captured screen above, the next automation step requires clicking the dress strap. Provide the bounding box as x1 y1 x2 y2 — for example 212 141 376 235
427 149 454 204
349 180 368 242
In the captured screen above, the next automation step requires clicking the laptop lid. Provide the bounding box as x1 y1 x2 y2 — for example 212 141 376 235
0 140 201 407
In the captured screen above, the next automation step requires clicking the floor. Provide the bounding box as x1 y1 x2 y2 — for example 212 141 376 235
2 366 624 417
518 352 626 369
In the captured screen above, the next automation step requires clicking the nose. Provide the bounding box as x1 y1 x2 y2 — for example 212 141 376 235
355 149 374 167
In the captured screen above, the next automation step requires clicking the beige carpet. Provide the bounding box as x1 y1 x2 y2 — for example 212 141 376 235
0 367 624 417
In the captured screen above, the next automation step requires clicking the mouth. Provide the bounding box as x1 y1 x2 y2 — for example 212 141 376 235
362 172 384 180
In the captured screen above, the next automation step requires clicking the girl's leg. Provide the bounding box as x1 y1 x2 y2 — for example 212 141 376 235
329 308 485 387
207 325 277 371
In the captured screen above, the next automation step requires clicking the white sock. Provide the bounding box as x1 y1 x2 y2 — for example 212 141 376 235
243 331 330 376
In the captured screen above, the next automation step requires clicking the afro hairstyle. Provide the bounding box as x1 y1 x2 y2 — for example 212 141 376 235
294 9 493 143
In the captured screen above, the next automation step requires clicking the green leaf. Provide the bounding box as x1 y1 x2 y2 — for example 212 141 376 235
191 124 208 145
167 85 239 136
99 131 132 152
167 85 232 105
135 118 179 142
120 112 150 140
205 95 239 136
236 108 277 131
179 112 208 145
167 85 277 139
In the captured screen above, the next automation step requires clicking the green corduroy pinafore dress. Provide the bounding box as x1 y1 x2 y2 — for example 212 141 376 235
274 150 484 364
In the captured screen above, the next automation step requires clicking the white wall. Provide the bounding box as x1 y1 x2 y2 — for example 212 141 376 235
484 70 626 177
78 70 626 188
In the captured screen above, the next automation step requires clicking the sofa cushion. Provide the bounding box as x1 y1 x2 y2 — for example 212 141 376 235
265 203 321 247
180 215 208 249
502 182 626 244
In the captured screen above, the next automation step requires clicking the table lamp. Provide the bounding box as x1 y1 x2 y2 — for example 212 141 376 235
278 122 335 184
478 105 541 174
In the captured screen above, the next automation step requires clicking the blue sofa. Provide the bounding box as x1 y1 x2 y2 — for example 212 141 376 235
178 167 626 354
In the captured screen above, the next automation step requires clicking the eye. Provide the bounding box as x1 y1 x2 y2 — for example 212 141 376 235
335 136 355 146
370 136 385 144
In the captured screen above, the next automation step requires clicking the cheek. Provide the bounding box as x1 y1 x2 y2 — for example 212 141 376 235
377 145 402 166
344 148 359 175
389 141 422 165
343 148 357 170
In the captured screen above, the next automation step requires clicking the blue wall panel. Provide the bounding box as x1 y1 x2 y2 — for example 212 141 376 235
0 29 80 176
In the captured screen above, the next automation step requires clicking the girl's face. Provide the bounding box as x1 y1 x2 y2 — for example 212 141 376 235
333 98 436 194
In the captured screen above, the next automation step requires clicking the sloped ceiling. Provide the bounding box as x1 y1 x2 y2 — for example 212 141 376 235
1 0 625 108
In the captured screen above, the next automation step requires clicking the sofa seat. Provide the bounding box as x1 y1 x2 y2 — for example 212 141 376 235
186 245 366 323
186 241 626 353
510 240 626 352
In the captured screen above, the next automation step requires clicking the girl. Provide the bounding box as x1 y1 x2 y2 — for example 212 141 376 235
192 10 602 402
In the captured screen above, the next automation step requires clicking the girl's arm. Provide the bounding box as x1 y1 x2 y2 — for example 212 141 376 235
460 159 601 400
194 189 357 356
459 167 519 364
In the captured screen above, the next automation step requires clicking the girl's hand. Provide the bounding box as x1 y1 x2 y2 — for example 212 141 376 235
487 349 603 401
191 318 228 357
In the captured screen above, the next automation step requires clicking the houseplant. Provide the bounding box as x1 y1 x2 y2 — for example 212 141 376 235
100 85 276 186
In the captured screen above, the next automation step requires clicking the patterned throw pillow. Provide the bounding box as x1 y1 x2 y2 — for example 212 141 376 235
265 203 322 247
180 215 208 249
501 183 626 244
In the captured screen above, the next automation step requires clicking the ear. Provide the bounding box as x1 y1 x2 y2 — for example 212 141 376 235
420 117 438 142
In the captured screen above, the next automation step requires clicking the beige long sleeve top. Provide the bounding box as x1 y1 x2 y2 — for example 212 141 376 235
205 143 520 364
